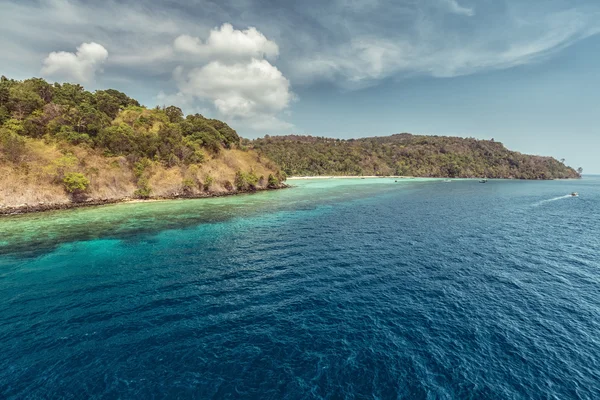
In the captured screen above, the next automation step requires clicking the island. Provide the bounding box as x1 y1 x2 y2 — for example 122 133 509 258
0 77 287 214
249 135 581 180
1 76 581 215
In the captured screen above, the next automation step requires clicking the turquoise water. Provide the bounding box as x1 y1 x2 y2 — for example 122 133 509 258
1 177 599 398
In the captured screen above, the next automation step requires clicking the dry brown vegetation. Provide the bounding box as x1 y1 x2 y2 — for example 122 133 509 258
0 137 281 208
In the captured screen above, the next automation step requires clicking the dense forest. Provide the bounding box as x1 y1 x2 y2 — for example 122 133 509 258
0 76 285 210
250 135 581 179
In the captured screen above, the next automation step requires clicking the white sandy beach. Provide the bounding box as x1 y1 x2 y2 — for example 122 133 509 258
287 176 415 180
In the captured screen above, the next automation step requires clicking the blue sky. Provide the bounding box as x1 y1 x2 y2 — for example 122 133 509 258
1 0 598 172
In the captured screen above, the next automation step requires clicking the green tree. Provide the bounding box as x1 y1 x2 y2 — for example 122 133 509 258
55 126 91 145
8 85 44 119
70 103 110 136
52 83 92 108
94 90 121 119
102 89 139 108
96 123 138 155
63 172 90 193
23 78 54 103
165 105 184 123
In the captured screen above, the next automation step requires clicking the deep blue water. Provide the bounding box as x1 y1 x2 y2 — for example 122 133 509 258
1 177 599 399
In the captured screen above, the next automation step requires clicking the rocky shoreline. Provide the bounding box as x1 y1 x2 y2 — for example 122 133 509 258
0 185 288 216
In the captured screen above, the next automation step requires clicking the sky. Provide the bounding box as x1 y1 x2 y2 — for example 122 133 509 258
0 0 598 172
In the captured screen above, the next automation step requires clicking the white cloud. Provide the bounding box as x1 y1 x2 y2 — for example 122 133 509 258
41 42 108 83
0 0 202 78
335 0 381 12
174 23 279 62
111 46 174 66
173 59 293 124
238 115 295 131
3 0 600 134
441 0 474 17
289 8 600 87
165 24 293 131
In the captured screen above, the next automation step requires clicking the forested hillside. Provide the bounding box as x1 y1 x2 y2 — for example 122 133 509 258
0 76 580 213
250 134 581 179
0 77 285 211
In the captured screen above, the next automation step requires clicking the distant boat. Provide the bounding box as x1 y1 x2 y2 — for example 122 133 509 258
571 192 579 197
479 179 488 183
444 179 452 182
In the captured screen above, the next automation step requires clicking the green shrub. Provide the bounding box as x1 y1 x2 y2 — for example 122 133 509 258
234 171 246 190
49 153 78 182
204 175 214 191
133 157 152 180
188 149 206 164
0 128 27 163
134 177 152 198
56 126 91 145
275 170 287 182
62 172 90 193
3 118 24 135
235 170 259 191
267 174 279 188
0 105 9 124
182 178 195 195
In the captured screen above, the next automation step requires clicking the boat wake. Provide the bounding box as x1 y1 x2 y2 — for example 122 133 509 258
534 195 572 207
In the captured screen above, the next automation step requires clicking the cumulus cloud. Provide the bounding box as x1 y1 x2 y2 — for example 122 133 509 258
167 24 293 131
174 23 279 61
174 60 292 118
4 0 600 133
41 42 108 83
0 0 201 79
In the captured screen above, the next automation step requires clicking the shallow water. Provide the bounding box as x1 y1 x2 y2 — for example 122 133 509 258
1 177 599 398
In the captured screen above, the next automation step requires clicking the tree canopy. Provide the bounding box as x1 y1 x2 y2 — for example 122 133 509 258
250 134 580 179
0 76 241 167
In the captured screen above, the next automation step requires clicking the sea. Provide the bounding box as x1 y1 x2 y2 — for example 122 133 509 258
1 177 599 399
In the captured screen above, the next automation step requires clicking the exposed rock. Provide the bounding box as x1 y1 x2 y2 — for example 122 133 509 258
0 184 288 216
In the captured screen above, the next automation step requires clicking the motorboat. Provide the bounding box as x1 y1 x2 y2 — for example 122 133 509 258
571 192 579 197
479 179 488 183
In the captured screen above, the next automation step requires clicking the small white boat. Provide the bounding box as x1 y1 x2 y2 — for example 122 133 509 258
571 192 579 197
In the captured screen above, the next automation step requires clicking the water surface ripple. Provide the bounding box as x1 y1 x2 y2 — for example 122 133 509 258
1 177 599 399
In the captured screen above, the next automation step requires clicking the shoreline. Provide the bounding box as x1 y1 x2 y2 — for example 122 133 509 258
286 175 580 180
287 176 416 180
1 174 581 216
0 185 289 216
